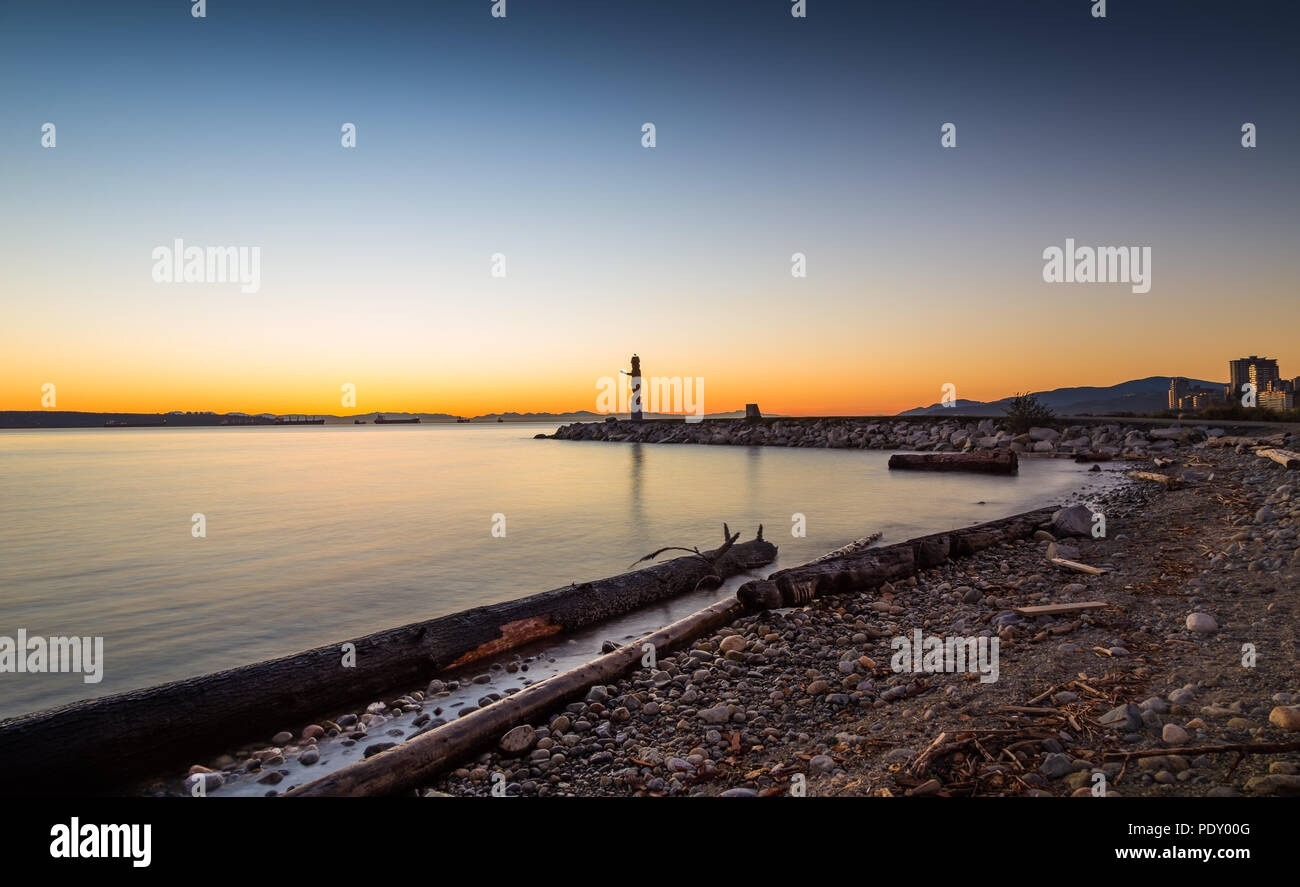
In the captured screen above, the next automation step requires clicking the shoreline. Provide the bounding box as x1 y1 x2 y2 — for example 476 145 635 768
6 422 1296 796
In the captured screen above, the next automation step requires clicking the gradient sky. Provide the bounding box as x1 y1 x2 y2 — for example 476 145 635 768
2 0 1297 416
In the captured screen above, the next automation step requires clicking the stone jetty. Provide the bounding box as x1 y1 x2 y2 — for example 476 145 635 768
548 416 1253 458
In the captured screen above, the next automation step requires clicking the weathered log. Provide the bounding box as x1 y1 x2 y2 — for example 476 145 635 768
287 598 746 797
739 507 1055 611
888 451 1018 475
1073 453 1113 463
0 529 775 796
1257 448 1300 470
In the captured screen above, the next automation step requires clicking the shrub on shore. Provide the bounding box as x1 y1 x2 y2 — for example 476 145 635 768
1002 392 1057 434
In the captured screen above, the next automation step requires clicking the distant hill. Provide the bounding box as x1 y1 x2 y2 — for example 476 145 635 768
0 408 773 429
898 376 1225 417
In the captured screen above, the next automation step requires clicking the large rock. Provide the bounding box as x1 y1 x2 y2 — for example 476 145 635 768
1051 504 1094 538
499 724 537 755
1028 427 1059 442
1185 612 1218 633
1099 704 1144 732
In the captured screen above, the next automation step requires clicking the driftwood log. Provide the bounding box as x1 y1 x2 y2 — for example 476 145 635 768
888 451 1018 475
1257 448 1300 470
0 528 775 796
287 598 746 797
737 507 1055 611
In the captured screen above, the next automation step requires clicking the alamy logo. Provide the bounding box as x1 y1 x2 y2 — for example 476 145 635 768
0 630 103 683
891 629 999 683
596 373 704 422
50 818 150 867
151 239 261 293
1042 238 1151 294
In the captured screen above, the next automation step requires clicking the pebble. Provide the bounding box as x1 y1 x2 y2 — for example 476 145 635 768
1269 706 1300 731
499 724 537 755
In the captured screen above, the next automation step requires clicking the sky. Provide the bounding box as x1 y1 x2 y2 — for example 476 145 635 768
1 0 1297 416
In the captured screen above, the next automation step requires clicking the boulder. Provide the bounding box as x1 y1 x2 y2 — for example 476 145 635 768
1050 504 1094 538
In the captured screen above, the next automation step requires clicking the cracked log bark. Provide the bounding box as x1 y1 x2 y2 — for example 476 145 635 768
0 528 775 796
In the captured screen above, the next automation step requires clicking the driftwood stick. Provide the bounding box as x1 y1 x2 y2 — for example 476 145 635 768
1047 557 1110 576
1126 470 1182 489
1104 741 1300 759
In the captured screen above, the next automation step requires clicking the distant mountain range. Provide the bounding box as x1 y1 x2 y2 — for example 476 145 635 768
898 376 1224 417
0 409 767 428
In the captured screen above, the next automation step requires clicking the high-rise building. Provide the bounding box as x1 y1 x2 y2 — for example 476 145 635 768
1168 377 1190 410
1229 356 1280 396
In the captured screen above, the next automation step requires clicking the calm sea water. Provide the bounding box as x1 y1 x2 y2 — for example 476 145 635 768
0 424 1113 720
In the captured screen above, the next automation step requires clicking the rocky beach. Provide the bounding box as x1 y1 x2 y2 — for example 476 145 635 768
154 418 1300 798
